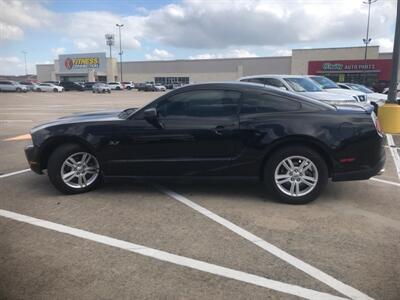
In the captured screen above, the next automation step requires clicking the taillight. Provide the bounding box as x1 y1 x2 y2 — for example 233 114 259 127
371 112 383 136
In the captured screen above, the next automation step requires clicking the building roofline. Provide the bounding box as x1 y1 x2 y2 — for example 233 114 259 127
293 45 379 51
121 55 292 64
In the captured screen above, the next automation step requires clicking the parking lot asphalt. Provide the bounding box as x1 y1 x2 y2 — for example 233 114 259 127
0 91 399 299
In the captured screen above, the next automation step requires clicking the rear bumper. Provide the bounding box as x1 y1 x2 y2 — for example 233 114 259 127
24 144 42 174
332 151 385 181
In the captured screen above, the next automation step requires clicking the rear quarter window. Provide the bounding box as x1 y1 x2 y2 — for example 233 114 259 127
240 92 301 115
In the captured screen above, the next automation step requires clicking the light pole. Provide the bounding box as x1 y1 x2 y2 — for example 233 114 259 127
105 34 115 59
362 0 377 85
388 0 400 104
22 51 27 76
116 24 124 82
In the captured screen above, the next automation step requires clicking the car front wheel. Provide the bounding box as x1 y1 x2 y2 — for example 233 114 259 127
264 146 328 204
47 144 102 194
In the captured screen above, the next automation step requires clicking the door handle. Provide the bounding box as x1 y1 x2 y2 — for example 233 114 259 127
214 125 225 135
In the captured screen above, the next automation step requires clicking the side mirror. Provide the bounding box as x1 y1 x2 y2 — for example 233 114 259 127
144 108 164 129
144 108 158 121
279 86 288 91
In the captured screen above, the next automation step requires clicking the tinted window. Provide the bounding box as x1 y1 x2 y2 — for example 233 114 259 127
241 93 300 115
262 78 285 88
0 81 11 85
158 90 241 118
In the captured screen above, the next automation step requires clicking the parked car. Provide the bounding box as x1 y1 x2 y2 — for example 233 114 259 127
337 83 388 107
138 82 157 91
84 82 96 90
108 82 124 90
34 83 64 92
92 83 111 93
59 81 85 91
122 81 135 90
239 75 359 105
43 80 61 85
154 83 167 91
19 81 35 91
25 82 385 204
0 80 28 92
136 83 146 91
307 76 367 103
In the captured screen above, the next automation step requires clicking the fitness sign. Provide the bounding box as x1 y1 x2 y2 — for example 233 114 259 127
59 53 106 74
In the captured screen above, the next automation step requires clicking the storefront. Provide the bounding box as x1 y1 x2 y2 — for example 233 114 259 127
308 59 392 87
56 53 109 82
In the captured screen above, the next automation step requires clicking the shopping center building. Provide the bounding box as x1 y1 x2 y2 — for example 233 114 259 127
36 46 397 87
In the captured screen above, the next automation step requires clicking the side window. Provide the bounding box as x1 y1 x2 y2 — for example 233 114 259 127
241 93 300 115
262 78 287 89
158 90 241 118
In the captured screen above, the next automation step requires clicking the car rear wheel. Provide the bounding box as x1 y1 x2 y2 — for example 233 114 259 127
47 144 102 194
53 88 58 92
264 146 328 204
36 88 41 92
16 87 22 92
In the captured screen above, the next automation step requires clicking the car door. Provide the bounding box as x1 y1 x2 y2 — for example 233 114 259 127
105 89 241 176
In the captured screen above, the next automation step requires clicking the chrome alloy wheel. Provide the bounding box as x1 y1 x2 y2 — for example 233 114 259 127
274 156 318 197
60 152 99 189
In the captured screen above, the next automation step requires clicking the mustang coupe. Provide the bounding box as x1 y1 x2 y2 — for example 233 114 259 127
25 82 385 204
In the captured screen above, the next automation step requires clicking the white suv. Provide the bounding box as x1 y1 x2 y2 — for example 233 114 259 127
238 75 358 105
107 82 124 90
337 83 388 107
122 81 135 90
307 76 367 103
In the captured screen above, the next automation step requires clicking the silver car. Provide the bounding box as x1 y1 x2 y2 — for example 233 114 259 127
92 83 111 93
0 80 28 93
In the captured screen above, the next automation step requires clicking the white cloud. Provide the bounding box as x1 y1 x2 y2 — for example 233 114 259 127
0 0 54 41
189 49 258 59
145 48 174 60
0 56 34 75
374 38 394 52
51 47 66 58
144 0 396 49
271 48 292 56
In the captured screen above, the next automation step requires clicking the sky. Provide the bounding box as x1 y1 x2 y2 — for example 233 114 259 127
0 0 397 75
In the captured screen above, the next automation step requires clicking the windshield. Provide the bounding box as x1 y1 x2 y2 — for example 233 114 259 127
284 78 322 92
310 76 338 89
118 108 138 119
348 83 373 93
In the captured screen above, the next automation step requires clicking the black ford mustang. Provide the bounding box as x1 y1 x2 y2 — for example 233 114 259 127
25 82 385 204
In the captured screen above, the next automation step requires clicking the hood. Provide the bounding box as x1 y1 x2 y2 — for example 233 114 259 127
30 109 137 133
366 92 387 101
57 110 122 120
323 88 365 97
302 91 356 102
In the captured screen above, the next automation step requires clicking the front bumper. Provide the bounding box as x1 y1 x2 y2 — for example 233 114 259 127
332 151 386 181
24 144 42 174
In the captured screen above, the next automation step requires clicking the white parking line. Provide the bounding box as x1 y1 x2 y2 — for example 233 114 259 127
0 209 346 300
370 177 400 187
155 185 372 300
386 134 400 180
0 169 30 179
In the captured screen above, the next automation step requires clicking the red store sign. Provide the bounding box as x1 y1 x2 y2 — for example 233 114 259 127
308 59 392 81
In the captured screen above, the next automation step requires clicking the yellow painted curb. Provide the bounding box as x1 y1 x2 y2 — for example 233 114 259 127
3 134 31 142
378 104 400 134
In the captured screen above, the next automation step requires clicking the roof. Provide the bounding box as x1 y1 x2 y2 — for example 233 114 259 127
173 81 334 110
239 74 307 79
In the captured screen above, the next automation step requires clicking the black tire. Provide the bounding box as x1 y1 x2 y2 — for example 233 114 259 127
47 143 102 195
127 86 131 90
263 146 328 204
107 90 111 93
36 88 41 92
16 87 22 92
116 86 121 90
53 88 58 92
92 90 95 93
